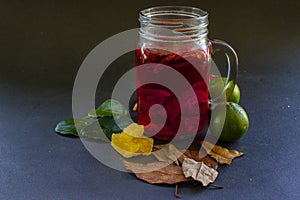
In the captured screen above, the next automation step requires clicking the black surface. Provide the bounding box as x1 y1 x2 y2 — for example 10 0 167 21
1 0 300 199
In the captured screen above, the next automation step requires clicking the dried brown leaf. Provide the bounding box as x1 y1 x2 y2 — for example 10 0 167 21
169 144 184 164
152 144 183 166
152 144 166 151
201 141 244 165
183 150 218 170
182 158 218 186
152 149 174 164
152 144 218 169
152 149 178 165
123 160 192 184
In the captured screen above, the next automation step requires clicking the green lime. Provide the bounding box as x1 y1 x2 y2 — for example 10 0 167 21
209 77 240 103
211 102 249 142
228 84 240 103
222 78 234 100
209 77 222 99
221 77 240 103
209 77 231 100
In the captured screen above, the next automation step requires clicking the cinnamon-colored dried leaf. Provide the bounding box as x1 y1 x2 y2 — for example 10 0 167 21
183 150 218 170
152 144 218 169
182 158 218 186
201 141 244 165
123 160 191 184
152 149 170 162
152 144 166 151
169 144 185 164
152 144 183 166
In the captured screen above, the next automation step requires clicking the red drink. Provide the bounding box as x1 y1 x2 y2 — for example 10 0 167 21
136 7 239 141
136 47 210 141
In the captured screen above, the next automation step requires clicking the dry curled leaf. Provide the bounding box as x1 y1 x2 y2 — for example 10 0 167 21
169 144 184 163
123 160 191 184
182 158 218 186
152 144 218 169
152 144 166 151
183 150 218 170
152 144 183 166
201 141 244 165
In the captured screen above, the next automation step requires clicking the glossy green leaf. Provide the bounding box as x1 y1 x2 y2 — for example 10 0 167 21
55 117 96 136
88 99 128 117
80 115 133 141
99 115 133 140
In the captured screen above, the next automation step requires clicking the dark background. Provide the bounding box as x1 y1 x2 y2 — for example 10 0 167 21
0 0 299 199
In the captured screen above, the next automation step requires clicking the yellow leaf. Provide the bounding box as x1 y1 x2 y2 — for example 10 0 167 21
201 141 244 165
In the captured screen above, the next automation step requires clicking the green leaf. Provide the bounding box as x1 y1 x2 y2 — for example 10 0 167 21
55 117 95 137
80 115 133 141
99 115 133 140
88 99 128 117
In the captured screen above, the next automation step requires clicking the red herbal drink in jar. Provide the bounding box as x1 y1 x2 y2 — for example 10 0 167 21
136 6 238 141
136 47 210 141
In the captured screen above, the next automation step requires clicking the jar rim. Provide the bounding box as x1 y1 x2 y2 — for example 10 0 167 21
140 6 208 21
139 6 209 42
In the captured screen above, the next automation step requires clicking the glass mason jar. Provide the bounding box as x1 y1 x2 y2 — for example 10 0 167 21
136 6 238 141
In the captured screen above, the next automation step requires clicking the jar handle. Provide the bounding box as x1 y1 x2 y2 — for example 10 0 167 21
209 39 239 105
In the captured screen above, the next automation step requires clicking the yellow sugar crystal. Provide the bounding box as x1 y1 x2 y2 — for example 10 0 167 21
111 132 153 158
123 123 144 137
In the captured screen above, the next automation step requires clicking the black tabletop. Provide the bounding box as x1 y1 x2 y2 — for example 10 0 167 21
1 0 299 199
